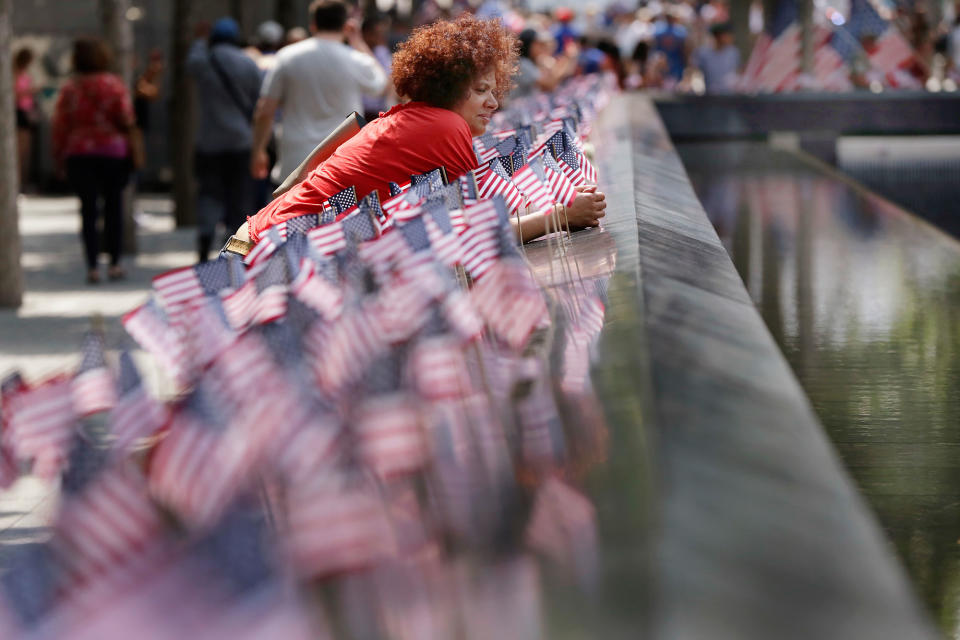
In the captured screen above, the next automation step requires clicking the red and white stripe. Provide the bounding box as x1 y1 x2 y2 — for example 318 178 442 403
122 304 187 384
285 480 395 578
152 267 204 314
512 162 555 212
110 386 167 453
308 223 347 256
354 394 425 479
411 337 472 399
477 168 524 214
291 260 343 320
5 376 76 479
72 368 117 417
55 467 163 583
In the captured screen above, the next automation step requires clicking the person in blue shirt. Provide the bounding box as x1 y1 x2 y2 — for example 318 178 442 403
652 9 688 82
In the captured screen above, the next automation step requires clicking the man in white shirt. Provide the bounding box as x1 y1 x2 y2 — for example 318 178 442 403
250 0 387 184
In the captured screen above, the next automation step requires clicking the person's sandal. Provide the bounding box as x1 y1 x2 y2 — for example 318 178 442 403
108 266 126 281
86 269 101 284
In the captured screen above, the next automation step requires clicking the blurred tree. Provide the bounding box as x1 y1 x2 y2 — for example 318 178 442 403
100 0 138 255
169 0 195 228
0 0 22 307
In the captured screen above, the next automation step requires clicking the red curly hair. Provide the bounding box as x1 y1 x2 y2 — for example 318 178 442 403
392 15 519 110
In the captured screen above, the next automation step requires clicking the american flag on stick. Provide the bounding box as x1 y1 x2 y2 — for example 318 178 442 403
72 331 117 417
5 375 76 479
109 351 167 453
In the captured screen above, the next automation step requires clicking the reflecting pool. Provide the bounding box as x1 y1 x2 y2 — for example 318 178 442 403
680 141 960 635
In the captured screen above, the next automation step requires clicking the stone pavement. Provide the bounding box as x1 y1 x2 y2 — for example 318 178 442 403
0 193 194 563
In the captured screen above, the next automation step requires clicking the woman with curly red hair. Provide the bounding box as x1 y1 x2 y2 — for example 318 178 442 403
243 14 605 244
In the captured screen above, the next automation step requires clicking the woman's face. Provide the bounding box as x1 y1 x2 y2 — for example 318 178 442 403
453 70 499 136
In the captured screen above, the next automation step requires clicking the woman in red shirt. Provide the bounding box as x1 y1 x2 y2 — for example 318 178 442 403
52 38 136 284
244 14 605 244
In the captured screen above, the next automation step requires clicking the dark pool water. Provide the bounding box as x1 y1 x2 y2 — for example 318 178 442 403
679 141 960 635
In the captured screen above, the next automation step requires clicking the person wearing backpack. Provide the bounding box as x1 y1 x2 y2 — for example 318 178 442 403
187 17 262 262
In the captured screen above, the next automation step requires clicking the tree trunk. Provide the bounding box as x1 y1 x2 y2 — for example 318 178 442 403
100 0 138 255
169 0 195 228
0 0 23 308
276 0 297 29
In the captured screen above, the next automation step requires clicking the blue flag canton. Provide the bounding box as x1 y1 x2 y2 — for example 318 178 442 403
256 253 290 293
426 201 455 236
359 190 385 222
195 259 231 296
284 295 319 338
181 383 227 432
411 167 445 189
285 212 319 237
116 351 143 397
189 500 276 598
61 435 110 495
342 210 378 246
388 181 404 197
281 233 310 272
495 136 518 159
0 544 61 628
328 185 358 214
226 254 247 289
259 322 305 368
426 183 463 214
360 349 405 395
399 216 432 254
76 331 108 376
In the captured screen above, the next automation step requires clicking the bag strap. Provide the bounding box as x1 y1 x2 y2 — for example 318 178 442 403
208 46 254 120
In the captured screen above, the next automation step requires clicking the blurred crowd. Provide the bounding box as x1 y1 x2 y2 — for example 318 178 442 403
10 0 960 268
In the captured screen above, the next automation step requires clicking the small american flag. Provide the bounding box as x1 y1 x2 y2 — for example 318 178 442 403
327 185 358 214
308 221 347 256
557 144 586 187
472 259 548 349
221 279 258 331
410 167 445 189
354 393 425 480
410 337 472 400
109 351 168 453
152 265 205 317
541 150 578 208
512 157 556 212
314 305 386 393
5 375 76 479
56 439 164 584
291 258 343 320
251 254 289 326
72 331 117 416
477 161 524 214
341 209 380 247
424 202 462 267
122 300 187 383
245 227 284 272
284 212 320 237
284 477 395 579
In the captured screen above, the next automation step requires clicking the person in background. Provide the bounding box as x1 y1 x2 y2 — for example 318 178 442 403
552 6 580 54
512 28 577 99
52 38 136 284
246 20 285 72
652 6 688 83
134 49 164 134
360 13 394 122
187 17 262 262
284 27 309 48
250 0 387 186
13 47 36 191
692 22 740 93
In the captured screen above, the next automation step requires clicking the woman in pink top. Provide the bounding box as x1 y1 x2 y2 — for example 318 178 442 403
13 48 35 190
52 38 136 283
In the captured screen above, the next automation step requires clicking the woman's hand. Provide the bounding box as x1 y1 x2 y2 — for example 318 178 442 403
564 186 606 230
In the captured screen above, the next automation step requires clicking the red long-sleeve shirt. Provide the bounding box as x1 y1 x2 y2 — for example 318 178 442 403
248 102 478 242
